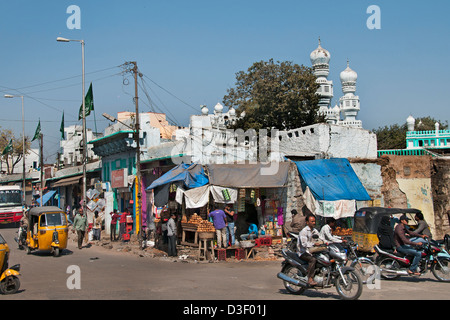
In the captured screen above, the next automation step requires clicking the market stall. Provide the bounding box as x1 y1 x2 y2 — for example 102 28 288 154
206 162 290 246
293 158 372 229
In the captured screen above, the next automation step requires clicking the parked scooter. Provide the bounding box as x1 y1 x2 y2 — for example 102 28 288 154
0 233 21 295
375 236 450 282
277 243 363 300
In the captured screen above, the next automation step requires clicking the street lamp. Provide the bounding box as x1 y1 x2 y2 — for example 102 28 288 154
4 94 26 205
57 36 87 215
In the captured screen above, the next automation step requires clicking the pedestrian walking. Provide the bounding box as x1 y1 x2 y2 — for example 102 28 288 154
73 208 88 249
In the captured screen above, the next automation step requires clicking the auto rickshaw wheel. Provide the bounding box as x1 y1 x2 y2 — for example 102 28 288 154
26 246 32 255
0 276 20 295
53 248 60 257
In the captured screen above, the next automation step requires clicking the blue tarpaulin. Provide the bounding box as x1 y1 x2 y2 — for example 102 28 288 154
294 158 371 201
36 190 57 205
146 163 209 190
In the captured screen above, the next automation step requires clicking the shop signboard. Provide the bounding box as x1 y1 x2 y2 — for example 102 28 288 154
111 168 128 189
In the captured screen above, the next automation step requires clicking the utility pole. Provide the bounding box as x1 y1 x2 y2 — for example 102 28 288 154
125 61 142 247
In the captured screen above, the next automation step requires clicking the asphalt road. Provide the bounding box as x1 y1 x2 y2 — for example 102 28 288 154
1 223 449 303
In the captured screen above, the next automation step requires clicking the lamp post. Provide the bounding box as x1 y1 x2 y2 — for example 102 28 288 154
57 37 87 215
4 94 26 205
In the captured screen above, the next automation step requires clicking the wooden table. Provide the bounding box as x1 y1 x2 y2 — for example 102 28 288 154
181 224 199 247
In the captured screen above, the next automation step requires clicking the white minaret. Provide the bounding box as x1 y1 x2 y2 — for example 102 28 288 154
310 38 336 123
338 60 362 128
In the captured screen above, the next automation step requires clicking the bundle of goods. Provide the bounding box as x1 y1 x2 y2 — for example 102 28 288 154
333 227 353 236
182 213 215 232
197 220 215 233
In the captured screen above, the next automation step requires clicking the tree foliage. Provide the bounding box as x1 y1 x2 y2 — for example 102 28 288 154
373 117 448 150
223 59 323 132
0 128 31 174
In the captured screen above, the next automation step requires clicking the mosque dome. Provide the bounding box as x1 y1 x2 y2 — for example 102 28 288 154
214 102 223 113
201 105 209 115
228 107 236 117
340 61 358 84
310 38 330 66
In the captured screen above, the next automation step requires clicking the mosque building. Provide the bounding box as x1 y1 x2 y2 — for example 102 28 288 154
310 38 362 128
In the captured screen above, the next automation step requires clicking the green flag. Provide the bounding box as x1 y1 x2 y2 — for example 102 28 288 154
2 139 13 155
78 82 94 120
32 119 41 142
60 112 65 140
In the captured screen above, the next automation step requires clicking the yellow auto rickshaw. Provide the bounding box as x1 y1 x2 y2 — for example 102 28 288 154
352 207 421 252
26 206 68 257
0 232 21 294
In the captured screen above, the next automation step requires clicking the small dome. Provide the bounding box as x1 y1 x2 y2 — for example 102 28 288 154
406 115 415 124
229 107 236 116
340 61 358 83
201 105 209 115
310 38 330 66
214 102 223 113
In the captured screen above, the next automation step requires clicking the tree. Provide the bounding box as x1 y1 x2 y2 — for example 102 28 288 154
373 117 448 150
0 128 31 174
223 59 323 132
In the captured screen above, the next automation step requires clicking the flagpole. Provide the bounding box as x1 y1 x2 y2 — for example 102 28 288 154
40 132 43 207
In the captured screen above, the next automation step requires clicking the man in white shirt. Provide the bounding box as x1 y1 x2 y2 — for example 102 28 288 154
297 215 324 286
167 213 177 257
320 218 345 244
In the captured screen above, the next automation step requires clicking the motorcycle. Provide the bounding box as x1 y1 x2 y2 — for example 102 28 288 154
286 231 299 252
277 242 363 300
14 227 27 250
375 236 450 282
343 240 377 285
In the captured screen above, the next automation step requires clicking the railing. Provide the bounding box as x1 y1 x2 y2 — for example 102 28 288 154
377 148 442 158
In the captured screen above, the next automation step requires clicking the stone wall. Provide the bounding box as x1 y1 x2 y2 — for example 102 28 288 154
431 158 450 238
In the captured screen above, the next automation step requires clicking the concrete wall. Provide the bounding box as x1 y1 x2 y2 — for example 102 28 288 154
278 123 378 159
431 158 450 238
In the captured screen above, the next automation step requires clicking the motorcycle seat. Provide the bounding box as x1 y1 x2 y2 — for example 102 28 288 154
286 251 307 265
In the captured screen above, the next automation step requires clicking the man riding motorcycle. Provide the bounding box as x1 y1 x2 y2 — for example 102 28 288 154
394 214 427 276
297 214 327 286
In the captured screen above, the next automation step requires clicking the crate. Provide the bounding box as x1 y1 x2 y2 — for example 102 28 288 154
255 237 272 247
235 248 245 260
217 249 226 261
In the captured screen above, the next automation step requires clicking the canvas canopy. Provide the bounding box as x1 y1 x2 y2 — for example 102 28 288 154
294 158 371 201
146 163 209 191
206 162 290 188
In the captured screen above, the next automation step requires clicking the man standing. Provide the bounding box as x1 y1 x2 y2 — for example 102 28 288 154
298 215 324 286
208 207 227 248
110 209 119 241
73 208 88 249
290 209 306 233
394 214 427 276
167 212 177 257
224 204 235 247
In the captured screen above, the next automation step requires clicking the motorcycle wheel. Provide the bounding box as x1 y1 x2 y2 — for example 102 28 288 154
335 270 363 300
378 257 401 280
0 276 20 295
282 265 306 295
351 258 377 285
431 257 450 282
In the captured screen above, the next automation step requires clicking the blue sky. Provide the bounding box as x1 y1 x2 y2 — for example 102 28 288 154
0 0 449 161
